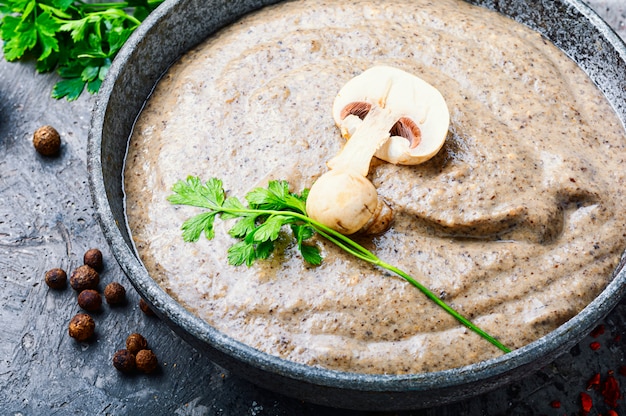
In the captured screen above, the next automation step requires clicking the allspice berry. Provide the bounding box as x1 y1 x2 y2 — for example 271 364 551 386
83 248 103 271
139 298 155 316
126 333 148 355
112 349 136 374
135 349 158 374
77 289 102 312
68 313 95 342
69 265 99 292
33 125 61 156
104 282 126 305
44 268 67 289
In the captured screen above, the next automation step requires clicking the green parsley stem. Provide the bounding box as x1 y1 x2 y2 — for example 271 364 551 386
313 225 511 354
374 260 511 353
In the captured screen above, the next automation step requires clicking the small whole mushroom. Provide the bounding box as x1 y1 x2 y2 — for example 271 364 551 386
305 168 379 235
306 65 449 235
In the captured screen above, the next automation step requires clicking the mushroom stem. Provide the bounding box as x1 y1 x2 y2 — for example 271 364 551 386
327 105 397 176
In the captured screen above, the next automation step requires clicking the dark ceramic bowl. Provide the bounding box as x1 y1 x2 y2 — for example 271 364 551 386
88 0 626 410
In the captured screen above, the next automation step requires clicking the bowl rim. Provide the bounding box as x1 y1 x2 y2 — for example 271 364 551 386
88 0 626 398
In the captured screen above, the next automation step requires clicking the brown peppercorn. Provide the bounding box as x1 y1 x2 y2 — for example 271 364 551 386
44 268 67 289
68 313 95 342
104 282 126 305
135 349 158 374
112 349 136 374
139 298 155 316
69 265 99 292
83 248 103 271
77 289 102 312
33 125 61 156
126 333 148 355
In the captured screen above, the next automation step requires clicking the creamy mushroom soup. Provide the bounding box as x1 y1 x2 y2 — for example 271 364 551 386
124 0 626 373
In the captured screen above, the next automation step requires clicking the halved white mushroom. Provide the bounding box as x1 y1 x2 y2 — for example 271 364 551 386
333 65 449 165
306 65 449 235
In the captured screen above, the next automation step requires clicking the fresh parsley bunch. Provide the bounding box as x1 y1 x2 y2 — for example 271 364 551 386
0 0 163 100
169 176 511 353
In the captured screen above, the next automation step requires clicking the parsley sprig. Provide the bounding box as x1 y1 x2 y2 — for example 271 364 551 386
168 177 322 266
0 0 163 100
169 176 511 354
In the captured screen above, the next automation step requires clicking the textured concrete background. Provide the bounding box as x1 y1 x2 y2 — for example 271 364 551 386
1 1 625 415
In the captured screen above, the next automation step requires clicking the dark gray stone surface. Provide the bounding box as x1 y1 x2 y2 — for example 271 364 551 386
1 1 625 415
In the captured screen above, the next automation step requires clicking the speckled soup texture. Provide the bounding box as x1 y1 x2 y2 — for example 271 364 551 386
123 0 626 374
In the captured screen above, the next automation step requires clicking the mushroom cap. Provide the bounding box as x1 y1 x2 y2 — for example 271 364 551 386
306 170 379 235
332 65 450 165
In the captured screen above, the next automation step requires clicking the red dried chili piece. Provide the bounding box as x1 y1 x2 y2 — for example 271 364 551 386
587 372 601 390
590 324 605 338
606 410 618 416
550 399 561 408
619 365 626 377
590 341 601 351
602 373 622 408
580 392 593 414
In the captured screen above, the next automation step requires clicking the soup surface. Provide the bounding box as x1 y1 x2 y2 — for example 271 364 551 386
124 0 626 373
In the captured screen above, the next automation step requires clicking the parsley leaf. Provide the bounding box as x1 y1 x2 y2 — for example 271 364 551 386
51 76 85 100
292 224 322 265
228 215 257 239
181 212 217 242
